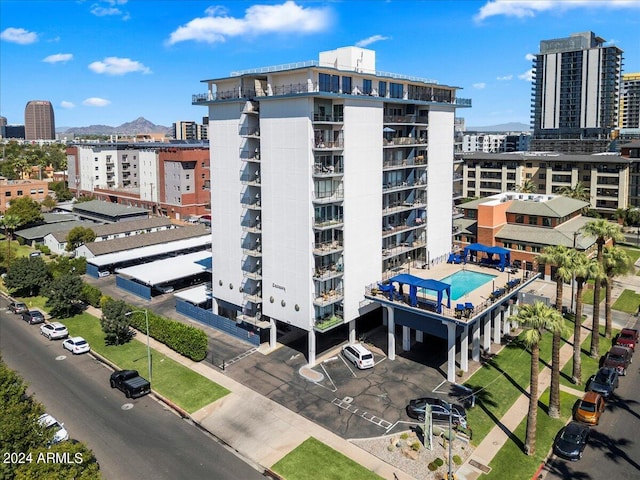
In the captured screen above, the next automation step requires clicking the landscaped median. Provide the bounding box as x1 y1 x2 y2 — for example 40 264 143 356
62 312 229 414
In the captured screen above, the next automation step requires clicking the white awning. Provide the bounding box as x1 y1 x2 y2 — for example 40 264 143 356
115 250 211 285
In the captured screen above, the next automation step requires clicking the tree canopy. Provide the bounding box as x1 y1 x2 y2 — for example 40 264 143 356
100 298 133 345
44 275 84 318
3 256 50 296
66 227 96 252
5 196 44 228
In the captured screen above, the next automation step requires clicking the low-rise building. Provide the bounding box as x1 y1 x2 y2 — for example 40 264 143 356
0 176 49 213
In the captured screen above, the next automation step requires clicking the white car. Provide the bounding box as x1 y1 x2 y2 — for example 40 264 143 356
62 336 90 355
342 343 375 369
38 413 69 444
40 322 69 340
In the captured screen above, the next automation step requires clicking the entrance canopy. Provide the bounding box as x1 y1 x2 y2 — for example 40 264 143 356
463 243 511 271
383 273 451 313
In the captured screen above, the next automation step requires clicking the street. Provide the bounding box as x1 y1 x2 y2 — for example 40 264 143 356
544 318 640 480
0 301 263 480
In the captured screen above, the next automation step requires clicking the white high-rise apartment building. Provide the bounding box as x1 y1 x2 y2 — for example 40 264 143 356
194 47 470 365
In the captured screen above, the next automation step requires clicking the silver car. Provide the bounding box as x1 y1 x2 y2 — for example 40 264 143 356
40 322 69 340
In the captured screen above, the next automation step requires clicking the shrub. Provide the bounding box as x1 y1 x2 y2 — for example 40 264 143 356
434 458 444 467
81 283 102 307
400 432 409 440
36 245 51 254
410 441 421 451
453 454 462 465
427 462 438 471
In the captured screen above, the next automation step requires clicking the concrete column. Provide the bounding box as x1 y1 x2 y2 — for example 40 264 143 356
416 330 424 343
270 318 277 349
402 326 411 351
483 314 491 353
211 298 219 315
444 322 457 383
348 319 356 345
494 309 502 345
460 325 469 372
471 321 480 362
308 330 316 367
387 306 395 360
502 309 510 336
382 307 388 327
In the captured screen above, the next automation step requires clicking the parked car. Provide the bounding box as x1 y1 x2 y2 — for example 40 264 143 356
341 343 375 369
38 413 69 445
615 328 639 352
587 367 619 398
553 422 590 461
62 336 90 355
110 370 151 398
8 301 28 314
40 322 69 340
574 391 605 425
602 345 632 376
22 310 45 325
406 397 468 428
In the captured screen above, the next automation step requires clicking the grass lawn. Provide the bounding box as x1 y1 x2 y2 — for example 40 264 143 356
484 389 579 480
582 287 605 305
612 289 640 314
620 246 640 266
559 324 617 389
62 313 229 413
271 437 383 480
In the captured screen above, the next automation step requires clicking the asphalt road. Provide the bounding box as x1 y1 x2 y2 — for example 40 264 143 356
0 302 263 480
544 318 640 480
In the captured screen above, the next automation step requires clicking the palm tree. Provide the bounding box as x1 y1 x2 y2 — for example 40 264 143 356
603 246 632 339
538 245 573 418
0 214 21 268
558 182 590 202
509 301 563 456
582 219 624 357
517 179 537 193
571 253 600 385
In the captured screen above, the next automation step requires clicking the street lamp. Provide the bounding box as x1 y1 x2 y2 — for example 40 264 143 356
125 309 151 383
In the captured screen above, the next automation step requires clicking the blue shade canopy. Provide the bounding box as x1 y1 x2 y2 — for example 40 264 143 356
385 274 451 313
462 243 511 271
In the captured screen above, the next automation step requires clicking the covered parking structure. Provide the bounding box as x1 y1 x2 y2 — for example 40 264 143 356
114 250 212 299
463 243 511 271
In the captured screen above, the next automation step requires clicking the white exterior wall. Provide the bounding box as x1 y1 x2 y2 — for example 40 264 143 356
542 54 560 129
138 150 158 202
259 97 315 330
582 49 601 129
341 98 383 321
43 234 66 255
209 102 246 309
426 106 454 263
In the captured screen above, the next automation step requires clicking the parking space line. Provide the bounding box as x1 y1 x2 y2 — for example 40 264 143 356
432 379 447 393
318 363 338 392
332 398 393 430
339 354 358 377
221 347 257 368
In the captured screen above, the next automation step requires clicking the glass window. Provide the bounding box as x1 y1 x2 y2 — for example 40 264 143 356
17 190 23 196
342 76 352 94
319 73 331 92
529 216 538 225
390 83 403 98
515 215 524 223
363 79 372 94
378 81 387 97
331 75 339 93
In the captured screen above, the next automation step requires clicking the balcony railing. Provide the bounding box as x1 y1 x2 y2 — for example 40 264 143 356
382 219 424 237
243 292 262 304
314 217 344 229
383 114 418 124
242 270 262 280
313 241 344 256
383 179 425 191
242 246 262 257
313 114 344 123
313 264 344 281
382 240 426 258
313 163 344 175
313 288 344 307
383 156 426 169
383 137 427 146
313 189 344 203
314 314 344 333
313 140 344 150
239 127 260 138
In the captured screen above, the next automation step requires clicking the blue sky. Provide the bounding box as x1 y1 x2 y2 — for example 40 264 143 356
1 0 639 129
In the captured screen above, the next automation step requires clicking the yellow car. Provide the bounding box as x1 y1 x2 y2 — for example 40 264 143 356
574 391 605 425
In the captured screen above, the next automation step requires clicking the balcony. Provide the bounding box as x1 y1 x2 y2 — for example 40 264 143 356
382 240 426 259
241 198 262 210
242 222 262 234
240 173 261 186
236 312 270 328
383 137 427 147
313 263 343 281
383 156 427 170
313 114 343 123
382 199 426 215
243 292 262 304
242 270 262 281
314 314 344 333
382 219 424 237
239 127 260 138
313 288 344 307
242 246 262 257
313 163 344 176
383 114 418 124
314 216 344 229
313 188 344 204
383 179 426 192
313 240 344 256
313 140 344 150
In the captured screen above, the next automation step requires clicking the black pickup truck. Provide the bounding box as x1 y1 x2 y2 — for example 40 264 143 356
109 370 151 398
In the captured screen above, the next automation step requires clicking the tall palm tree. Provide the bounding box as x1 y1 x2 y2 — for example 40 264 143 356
582 219 624 357
538 245 574 418
558 182 590 202
603 246 632 339
571 253 601 385
517 179 537 193
0 214 21 268
509 301 563 456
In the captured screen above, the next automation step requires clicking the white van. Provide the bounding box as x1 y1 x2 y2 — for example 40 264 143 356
342 343 375 369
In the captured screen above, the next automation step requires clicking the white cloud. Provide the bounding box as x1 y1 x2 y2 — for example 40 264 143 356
519 69 534 82
496 75 513 81
473 83 486 89
90 0 129 19
1 27 38 44
167 1 331 45
43 53 73 63
355 35 390 48
82 97 111 107
475 0 640 22
89 57 151 75
60 101 75 109
525 53 536 61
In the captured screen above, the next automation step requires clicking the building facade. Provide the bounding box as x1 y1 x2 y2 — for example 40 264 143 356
194 46 470 365
24 100 56 140
530 31 623 153
0 177 49 213
619 73 640 130
171 120 209 140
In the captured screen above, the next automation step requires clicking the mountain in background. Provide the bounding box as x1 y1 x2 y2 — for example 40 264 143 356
465 122 530 132
57 117 170 135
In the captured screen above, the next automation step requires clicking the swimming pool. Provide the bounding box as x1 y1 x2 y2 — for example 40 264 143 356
439 270 497 301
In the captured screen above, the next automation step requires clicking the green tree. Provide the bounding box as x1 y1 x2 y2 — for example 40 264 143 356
45 275 83 318
582 219 624 357
49 180 74 202
571 253 600 385
3 256 50 296
509 301 563 456
0 213 21 269
603 246 632 339
41 195 57 210
100 298 132 345
558 182 590 202
13 442 101 480
538 245 573 418
517 179 537 193
47 255 86 280
66 226 96 252
5 196 44 228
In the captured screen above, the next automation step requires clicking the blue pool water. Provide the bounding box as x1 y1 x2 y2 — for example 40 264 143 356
439 270 497 301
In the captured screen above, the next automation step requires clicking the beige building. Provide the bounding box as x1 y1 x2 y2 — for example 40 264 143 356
0 177 49 213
